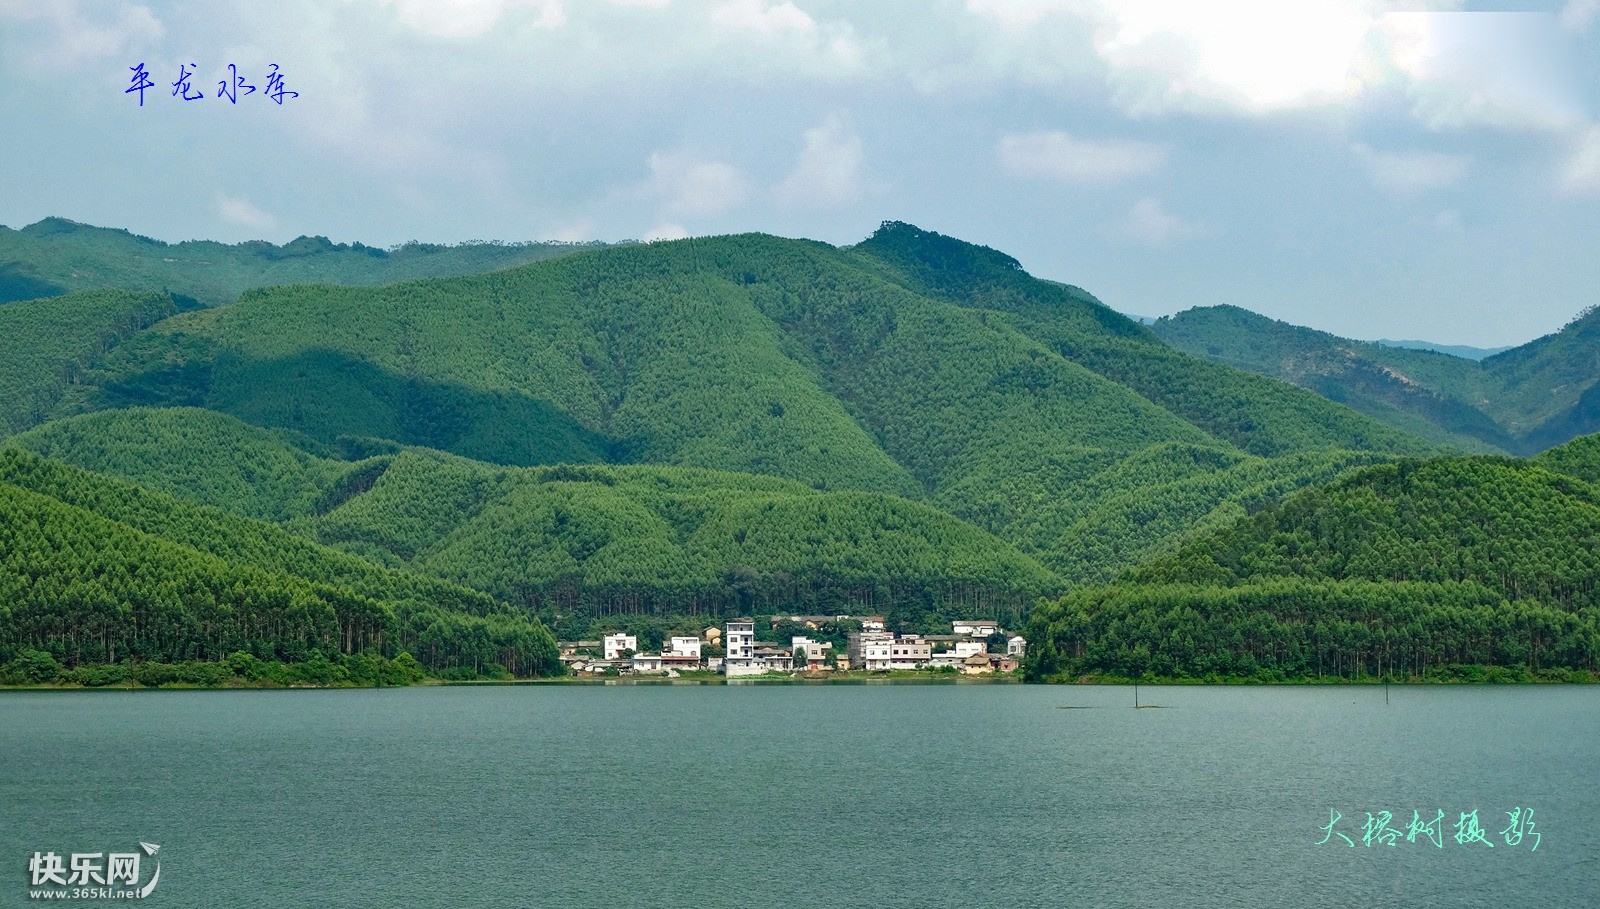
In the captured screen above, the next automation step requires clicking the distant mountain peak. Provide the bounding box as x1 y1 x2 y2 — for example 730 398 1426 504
860 221 1027 276
1374 339 1509 361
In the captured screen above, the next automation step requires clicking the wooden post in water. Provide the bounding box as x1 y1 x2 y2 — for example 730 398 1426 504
1134 681 1139 709
1385 679 1389 705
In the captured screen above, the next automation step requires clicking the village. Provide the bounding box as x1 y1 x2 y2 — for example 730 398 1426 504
558 616 1026 677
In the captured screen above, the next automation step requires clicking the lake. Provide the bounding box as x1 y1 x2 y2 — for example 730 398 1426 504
1 683 1594 908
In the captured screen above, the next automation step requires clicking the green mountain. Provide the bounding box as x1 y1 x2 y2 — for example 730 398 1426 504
8 406 376 523
8 216 1595 684
1483 306 1600 449
852 224 1433 460
1152 303 1600 455
49 224 1436 589
1534 431 1600 486
0 447 558 676
8 408 1058 623
0 289 191 436
1026 454 1600 681
0 217 605 308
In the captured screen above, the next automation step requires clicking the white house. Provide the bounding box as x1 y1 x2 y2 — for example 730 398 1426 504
661 652 702 671
724 619 762 676
753 645 793 673
631 652 663 672
952 620 1000 638
848 631 894 670
667 636 702 659
1007 635 1027 657
791 636 833 671
603 633 638 660
954 640 986 659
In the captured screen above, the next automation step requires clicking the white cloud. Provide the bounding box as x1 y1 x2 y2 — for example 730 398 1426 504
215 192 276 231
1560 125 1600 194
710 0 812 35
964 0 1079 32
965 2 1591 138
0 0 163 70
706 0 866 73
372 0 565 38
1088 0 1377 116
644 221 690 241
1351 143 1469 193
960 1 1408 118
1113 197 1200 246
643 150 751 220
545 218 595 242
1559 0 1597 32
996 131 1167 184
774 113 866 209
1367 11 1586 132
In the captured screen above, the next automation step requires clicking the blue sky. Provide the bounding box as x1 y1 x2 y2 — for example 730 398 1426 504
1 0 1596 346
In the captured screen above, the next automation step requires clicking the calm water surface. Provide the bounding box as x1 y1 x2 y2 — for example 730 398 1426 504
1 683 1595 908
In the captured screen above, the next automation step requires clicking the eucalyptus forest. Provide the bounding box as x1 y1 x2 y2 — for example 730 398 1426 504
0 217 1595 686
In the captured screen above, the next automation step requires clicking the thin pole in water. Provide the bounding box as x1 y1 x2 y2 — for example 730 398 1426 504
1134 681 1139 709
1385 679 1389 705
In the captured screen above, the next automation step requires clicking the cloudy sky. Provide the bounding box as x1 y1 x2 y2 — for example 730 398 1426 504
1 0 1596 346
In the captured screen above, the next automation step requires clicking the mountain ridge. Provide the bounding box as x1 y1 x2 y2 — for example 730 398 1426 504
1152 302 1600 455
1 217 1595 682
37 224 1441 591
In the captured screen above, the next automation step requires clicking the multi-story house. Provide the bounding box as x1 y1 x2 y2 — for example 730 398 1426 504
603 633 638 660
723 619 761 676
847 631 894 670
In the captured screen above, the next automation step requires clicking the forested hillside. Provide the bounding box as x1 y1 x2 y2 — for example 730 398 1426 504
1026 454 1600 681
9 408 1058 624
853 224 1433 458
0 289 189 436
10 407 374 522
0 217 604 308
0 449 559 679
1153 303 1600 454
50 226 1440 591
13 219 1583 684
1484 305 1600 449
1535 432 1600 485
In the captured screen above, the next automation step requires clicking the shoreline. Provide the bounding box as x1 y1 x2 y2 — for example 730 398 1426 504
3 672 1594 692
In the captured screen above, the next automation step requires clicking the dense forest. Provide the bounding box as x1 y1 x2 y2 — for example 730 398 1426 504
1026 451 1600 681
9 408 1057 624
1153 302 1600 455
48 226 1442 590
2 218 1595 684
853 223 1433 459
0 289 190 436
0 449 559 682
1536 431 1600 485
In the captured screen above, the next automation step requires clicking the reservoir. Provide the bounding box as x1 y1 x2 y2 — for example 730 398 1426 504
1 684 1594 908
